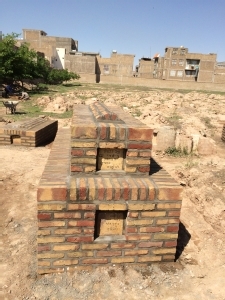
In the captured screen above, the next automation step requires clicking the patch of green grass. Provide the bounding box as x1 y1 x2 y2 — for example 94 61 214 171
201 116 214 128
165 146 188 157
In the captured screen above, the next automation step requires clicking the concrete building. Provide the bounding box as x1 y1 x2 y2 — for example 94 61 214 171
160 46 217 83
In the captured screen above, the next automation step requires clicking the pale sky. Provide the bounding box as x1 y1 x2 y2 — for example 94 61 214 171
1 0 224 66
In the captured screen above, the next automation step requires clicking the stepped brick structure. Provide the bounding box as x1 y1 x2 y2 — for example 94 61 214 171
222 124 225 142
37 103 182 274
0 117 58 146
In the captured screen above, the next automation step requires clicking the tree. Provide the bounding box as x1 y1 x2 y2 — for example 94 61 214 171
0 33 80 85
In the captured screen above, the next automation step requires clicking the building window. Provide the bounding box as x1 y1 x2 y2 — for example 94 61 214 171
172 48 178 55
172 59 177 65
170 70 176 77
179 59 184 66
103 65 109 74
180 49 186 55
185 70 195 77
177 71 183 77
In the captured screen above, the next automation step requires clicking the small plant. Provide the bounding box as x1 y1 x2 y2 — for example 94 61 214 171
165 146 189 157
184 156 199 169
201 117 214 128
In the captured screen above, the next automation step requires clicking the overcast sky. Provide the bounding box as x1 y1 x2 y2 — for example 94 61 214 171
1 0 224 66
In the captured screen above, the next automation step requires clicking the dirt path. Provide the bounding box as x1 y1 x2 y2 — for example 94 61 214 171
1 143 225 300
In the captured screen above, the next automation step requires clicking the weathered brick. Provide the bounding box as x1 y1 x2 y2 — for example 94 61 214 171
139 151 151 157
128 128 153 141
99 203 127 210
71 149 84 156
82 258 108 264
126 227 138 233
53 245 80 251
82 244 108 250
138 256 162 262
127 219 153 226
157 203 182 209
111 257 135 263
54 228 81 235
158 187 182 201
139 227 164 233
38 221 65 228
138 241 163 248
164 241 178 247
37 253 64 259
141 211 166 217
156 218 179 225
111 243 135 249
86 149 97 156
71 157 96 165
83 228 95 234
128 203 155 211
38 204 66 211
84 166 96 172
127 150 138 157
54 212 81 219
68 204 96 210
137 166 150 173
124 250 148 256
153 233 178 240
128 143 152 150
104 177 113 200
71 141 97 148
38 268 64 275
167 225 179 232
53 259 79 266
84 212 95 219
67 251 93 257
127 212 139 218
162 255 175 261
126 158 150 165
152 248 176 255
71 125 97 139
168 211 181 217
37 187 67 201
38 261 51 266
71 166 83 172
38 230 51 236
125 166 137 173
37 213 52 220
38 237 65 243
68 220 95 227
99 142 125 149
67 236 93 243
96 251 121 257
126 234 151 241
38 245 51 252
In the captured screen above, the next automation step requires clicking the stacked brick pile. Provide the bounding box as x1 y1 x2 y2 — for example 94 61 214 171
37 103 182 274
222 124 225 142
0 117 58 146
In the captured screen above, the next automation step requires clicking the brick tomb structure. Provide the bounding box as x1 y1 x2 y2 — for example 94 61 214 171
0 117 58 146
37 102 182 274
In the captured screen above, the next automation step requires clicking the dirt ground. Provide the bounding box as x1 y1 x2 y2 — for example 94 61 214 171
1 85 225 300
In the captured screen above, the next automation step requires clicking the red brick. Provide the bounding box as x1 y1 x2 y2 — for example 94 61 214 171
82 258 108 264
139 151 151 157
167 226 179 232
138 241 163 248
71 166 83 172
71 149 84 156
128 128 153 141
38 213 52 220
38 245 51 252
96 251 121 257
84 212 95 219
137 166 150 173
128 143 152 150
79 178 87 200
164 241 177 247
126 227 138 233
67 236 93 243
121 179 130 200
168 211 181 217
100 123 107 140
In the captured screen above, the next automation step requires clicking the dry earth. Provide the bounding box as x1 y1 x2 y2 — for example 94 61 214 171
1 86 225 300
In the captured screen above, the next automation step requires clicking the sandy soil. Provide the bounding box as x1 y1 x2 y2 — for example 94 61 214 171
1 87 225 300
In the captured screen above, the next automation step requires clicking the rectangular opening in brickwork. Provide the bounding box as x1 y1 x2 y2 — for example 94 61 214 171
10 135 21 145
97 148 126 171
94 210 127 240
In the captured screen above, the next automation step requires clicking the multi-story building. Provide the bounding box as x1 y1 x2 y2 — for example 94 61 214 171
160 46 217 83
